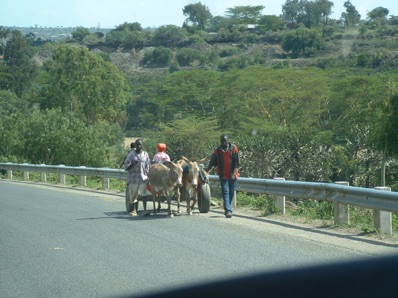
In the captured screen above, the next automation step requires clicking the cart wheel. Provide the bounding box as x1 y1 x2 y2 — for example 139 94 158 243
198 183 211 213
125 186 133 212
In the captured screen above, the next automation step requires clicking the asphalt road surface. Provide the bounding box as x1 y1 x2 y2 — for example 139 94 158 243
1 180 397 298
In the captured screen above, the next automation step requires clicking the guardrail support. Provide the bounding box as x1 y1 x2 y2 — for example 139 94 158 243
7 169 12 179
274 178 286 214
40 172 47 182
80 176 86 187
374 186 392 235
23 171 29 180
102 177 110 189
58 165 65 184
333 181 350 225
79 166 86 187
40 164 46 182
59 173 66 184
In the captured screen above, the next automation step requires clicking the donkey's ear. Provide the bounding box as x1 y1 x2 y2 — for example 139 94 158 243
197 157 207 163
162 161 173 168
180 155 190 163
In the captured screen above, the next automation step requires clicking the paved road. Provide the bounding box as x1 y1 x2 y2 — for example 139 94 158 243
1 180 397 297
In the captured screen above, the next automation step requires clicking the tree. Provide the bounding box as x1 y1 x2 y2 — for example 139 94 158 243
142 46 174 67
282 28 325 57
158 116 219 160
72 27 91 43
367 7 389 26
370 78 398 184
329 74 391 187
1 30 37 97
282 0 302 26
257 15 284 31
17 109 124 166
225 5 265 25
0 26 11 54
0 90 29 162
105 22 146 49
40 46 130 126
127 70 220 131
314 0 334 27
210 66 337 181
0 89 125 166
341 1 361 28
0 59 10 89
114 22 143 32
389 16 398 25
233 66 333 132
182 2 213 31
152 25 188 47
381 94 398 182
282 0 332 29
298 0 315 28
298 0 333 28
207 16 235 32
175 48 205 66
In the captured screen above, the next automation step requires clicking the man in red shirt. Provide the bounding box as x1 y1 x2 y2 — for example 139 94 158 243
206 134 240 218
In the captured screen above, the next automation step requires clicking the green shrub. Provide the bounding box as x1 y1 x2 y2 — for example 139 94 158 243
349 206 377 232
169 62 180 73
218 55 265 71
175 48 205 66
219 46 240 57
207 50 220 65
236 193 277 215
291 199 333 220
185 35 206 46
282 28 325 58
143 46 174 67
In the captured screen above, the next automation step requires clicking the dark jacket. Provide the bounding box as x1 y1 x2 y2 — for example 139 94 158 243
207 142 240 179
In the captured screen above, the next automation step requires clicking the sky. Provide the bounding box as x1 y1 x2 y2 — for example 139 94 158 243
1 0 397 29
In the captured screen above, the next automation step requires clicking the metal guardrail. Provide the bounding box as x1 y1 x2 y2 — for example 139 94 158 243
1 162 397 234
235 177 398 213
1 163 397 211
0 163 127 179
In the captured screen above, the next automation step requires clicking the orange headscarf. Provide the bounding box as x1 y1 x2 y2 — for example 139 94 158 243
157 143 166 152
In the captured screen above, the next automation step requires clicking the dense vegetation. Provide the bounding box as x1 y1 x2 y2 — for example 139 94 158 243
1 1 398 193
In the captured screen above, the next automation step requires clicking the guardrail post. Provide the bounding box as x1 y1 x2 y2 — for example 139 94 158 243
7 169 13 179
333 181 350 225
79 166 86 187
102 177 110 189
40 164 47 182
274 178 285 214
59 174 66 184
58 165 65 184
374 186 392 235
100 167 110 189
23 170 29 180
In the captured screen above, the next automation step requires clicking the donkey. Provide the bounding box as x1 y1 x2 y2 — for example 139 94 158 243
148 161 183 217
176 156 207 215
